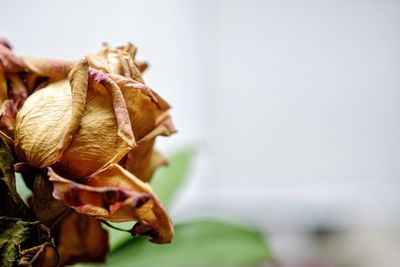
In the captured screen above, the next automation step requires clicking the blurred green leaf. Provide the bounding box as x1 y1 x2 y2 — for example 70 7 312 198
150 148 194 206
15 173 31 204
79 220 272 267
107 148 194 251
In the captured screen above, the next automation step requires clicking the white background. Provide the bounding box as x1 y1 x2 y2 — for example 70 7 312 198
2 0 400 235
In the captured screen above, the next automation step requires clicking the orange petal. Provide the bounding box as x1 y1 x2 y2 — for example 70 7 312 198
49 164 173 244
110 74 173 140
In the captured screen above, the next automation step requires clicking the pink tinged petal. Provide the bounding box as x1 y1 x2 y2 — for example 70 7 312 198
89 69 135 148
48 164 173 244
21 56 74 78
0 44 25 73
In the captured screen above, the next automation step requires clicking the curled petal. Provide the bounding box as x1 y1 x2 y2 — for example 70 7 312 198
110 74 176 181
49 164 173 244
123 112 176 181
87 44 144 83
136 61 149 73
89 69 135 148
110 74 173 140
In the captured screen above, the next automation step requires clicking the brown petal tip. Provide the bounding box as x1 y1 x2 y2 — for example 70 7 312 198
130 221 159 240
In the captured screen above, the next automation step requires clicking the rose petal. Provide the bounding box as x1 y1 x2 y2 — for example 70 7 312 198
14 58 89 167
127 146 168 182
49 164 173 244
0 44 25 73
87 44 144 83
53 211 109 266
21 56 74 78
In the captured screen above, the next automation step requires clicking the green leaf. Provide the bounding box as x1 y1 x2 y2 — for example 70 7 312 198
107 149 195 251
79 220 272 267
150 148 194 206
0 137 31 220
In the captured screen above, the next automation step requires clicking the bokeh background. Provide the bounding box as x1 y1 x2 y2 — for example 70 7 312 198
2 0 400 266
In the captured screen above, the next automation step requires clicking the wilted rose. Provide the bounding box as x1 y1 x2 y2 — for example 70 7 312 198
13 43 176 246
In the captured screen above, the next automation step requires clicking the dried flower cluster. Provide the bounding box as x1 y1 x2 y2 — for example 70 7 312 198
0 38 175 266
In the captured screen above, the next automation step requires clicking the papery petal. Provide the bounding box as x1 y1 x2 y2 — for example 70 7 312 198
53 211 109 266
109 74 176 181
49 164 173 244
21 57 74 78
87 44 144 83
124 112 176 181
14 59 88 167
125 144 168 182
110 74 173 140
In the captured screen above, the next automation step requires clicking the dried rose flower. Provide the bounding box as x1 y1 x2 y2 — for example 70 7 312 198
12 43 176 246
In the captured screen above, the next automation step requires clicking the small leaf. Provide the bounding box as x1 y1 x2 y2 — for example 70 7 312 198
150 148 194 206
79 220 272 267
0 137 31 219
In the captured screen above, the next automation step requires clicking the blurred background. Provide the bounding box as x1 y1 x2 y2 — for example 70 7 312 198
2 0 400 266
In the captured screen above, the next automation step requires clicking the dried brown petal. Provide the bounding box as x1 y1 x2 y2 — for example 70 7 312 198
49 164 173 243
21 57 74 78
87 43 144 83
54 211 109 266
14 59 89 167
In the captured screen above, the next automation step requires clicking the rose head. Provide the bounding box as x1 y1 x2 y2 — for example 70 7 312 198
12 43 176 245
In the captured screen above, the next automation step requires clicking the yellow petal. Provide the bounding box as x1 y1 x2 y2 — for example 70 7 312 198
49 164 173 244
14 58 89 168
